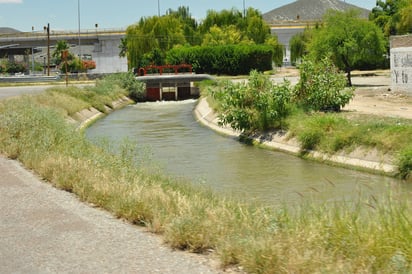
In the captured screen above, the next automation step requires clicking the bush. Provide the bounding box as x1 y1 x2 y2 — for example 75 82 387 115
2 60 27 74
208 70 292 132
98 72 146 102
293 57 354 112
166 44 273 75
398 146 412 179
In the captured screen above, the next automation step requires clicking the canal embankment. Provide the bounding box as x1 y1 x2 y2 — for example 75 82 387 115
194 97 397 175
2 79 412 273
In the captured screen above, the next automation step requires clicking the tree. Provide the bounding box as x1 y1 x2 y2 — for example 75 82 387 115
265 36 284 67
167 6 201 45
200 8 272 45
119 37 128 58
202 25 246 46
244 8 271 44
125 15 186 69
396 0 412 34
289 26 315 65
309 10 386 86
370 0 412 36
52 40 70 66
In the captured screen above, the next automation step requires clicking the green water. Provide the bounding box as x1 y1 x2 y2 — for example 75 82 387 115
86 100 408 205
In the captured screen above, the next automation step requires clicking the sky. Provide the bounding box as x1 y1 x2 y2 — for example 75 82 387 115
0 0 377 33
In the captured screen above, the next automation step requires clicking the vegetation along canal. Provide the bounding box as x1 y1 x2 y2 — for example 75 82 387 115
86 100 408 205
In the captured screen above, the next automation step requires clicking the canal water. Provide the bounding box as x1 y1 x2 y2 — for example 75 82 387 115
86 100 406 205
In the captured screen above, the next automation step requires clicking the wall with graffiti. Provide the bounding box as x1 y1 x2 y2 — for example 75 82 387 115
391 35 412 92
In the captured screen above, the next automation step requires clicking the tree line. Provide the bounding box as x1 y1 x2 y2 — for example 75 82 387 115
121 6 284 75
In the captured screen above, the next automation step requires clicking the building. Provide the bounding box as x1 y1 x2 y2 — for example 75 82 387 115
390 35 412 92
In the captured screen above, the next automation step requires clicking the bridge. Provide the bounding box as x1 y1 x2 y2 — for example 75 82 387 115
0 28 127 74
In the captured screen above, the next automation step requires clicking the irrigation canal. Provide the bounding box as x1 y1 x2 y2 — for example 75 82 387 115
86 100 410 205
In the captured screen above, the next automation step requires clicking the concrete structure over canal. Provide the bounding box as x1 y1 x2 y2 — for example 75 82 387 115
136 65 213 101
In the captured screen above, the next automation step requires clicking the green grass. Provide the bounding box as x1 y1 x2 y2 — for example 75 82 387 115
0 82 412 273
285 111 412 178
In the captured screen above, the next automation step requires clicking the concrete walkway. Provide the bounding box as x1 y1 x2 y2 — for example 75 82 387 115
0 157 220 273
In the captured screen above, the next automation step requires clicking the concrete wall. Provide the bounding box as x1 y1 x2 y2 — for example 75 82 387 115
92 37 128 74
390 35 412 92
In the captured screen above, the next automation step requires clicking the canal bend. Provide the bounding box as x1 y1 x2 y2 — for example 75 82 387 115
86 100 404 205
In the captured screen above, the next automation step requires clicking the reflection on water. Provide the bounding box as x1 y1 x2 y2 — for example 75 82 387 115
86 100 410 205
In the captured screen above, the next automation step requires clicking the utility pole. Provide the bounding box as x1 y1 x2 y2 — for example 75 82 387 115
44 23 50 76
243 0 246 18
158 0 160 16
78 0 82 59
31 26 34 74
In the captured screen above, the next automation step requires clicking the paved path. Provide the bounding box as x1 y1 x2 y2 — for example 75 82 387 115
0 157 220 273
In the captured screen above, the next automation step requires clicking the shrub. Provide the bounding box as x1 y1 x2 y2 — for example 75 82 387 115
166 44 273 75
398 146 412 179
293 57 354 112
208 70 292 132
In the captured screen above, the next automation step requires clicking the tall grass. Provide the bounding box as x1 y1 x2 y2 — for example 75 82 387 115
286 111 412 178
0 82 411 273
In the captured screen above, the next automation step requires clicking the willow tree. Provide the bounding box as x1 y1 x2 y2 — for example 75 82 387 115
309 10 386 86
396 0 412 34
125 15 186 69
199 8 272 45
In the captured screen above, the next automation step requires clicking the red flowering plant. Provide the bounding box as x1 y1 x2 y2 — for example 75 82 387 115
81 60 96 71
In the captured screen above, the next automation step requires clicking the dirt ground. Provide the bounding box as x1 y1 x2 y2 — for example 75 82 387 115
344 86 412 119
276 68 412 119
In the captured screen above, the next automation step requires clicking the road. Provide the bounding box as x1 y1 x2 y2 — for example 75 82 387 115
0 85 52 99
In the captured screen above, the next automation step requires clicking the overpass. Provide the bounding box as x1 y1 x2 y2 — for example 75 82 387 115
0 29 127 74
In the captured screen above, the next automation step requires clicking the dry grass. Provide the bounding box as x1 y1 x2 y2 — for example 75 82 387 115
0 82 411 273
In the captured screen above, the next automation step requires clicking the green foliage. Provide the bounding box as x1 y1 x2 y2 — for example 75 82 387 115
101 72 146 102
124 6 282 71
166 44 274 75
0 60 27 74
199 8 271 44
91 72 145 103
201 25 247 46
265 36 284 67
398 146 412 179
370 0 412 36
290 27 314 65
52 40 70 66
309 10 386 85
208 70 292 132
396 0 412 34
293 57 354 112
126 15 186 68
166 6 201 45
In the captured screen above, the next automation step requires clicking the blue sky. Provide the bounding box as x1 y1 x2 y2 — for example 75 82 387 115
0 0 377 32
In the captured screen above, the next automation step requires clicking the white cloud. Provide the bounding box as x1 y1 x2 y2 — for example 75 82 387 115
0 0 23 3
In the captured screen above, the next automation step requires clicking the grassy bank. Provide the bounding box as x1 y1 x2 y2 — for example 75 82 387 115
1 80 412 272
